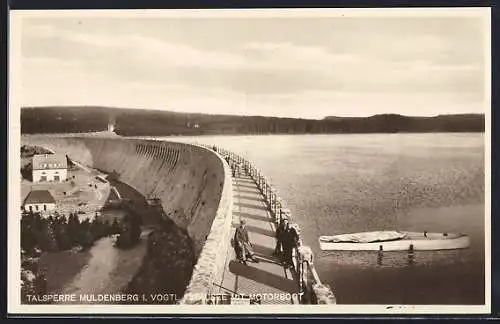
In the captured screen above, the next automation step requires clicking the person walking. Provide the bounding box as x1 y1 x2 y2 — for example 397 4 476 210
234 219 259 265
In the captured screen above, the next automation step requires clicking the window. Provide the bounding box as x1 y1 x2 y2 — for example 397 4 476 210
29 206 32 212
55 171 59 174
40 176 47 182
44 204 47 211
35 205 39 211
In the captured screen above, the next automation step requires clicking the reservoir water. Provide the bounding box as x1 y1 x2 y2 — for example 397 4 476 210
157 133 486 305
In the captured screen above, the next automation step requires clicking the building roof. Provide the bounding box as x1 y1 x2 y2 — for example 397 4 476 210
32 154 68 170
24 190 56 205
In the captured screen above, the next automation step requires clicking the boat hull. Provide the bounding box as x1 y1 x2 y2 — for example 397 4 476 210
319 231 470 251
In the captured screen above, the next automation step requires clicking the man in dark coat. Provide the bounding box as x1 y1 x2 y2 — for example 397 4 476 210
234 219 259 265
273 218 288 258
281 222 299 268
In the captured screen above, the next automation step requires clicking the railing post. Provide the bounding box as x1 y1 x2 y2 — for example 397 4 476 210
298 246 313 303
271 189 277 218
270 188 276 219
277 203 282 223
269 189 274 217
301 260 308 303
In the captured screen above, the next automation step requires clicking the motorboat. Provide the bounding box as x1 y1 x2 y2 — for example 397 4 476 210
318 230 470 251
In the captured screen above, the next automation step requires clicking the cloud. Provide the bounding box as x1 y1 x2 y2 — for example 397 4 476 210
19 16 487 117
24 24 248 69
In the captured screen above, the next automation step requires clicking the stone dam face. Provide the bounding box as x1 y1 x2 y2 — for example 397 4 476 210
21 136 233 299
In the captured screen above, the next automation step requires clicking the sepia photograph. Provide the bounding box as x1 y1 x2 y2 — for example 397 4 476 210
8 8 490 315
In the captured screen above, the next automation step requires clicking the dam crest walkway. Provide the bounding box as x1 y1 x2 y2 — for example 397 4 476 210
216 173 298 304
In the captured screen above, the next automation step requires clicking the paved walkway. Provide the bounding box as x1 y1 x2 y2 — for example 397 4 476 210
217 173 298 304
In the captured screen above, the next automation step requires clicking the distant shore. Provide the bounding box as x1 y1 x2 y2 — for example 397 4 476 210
20 106 485 136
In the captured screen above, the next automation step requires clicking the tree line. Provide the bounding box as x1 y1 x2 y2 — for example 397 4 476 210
21 106 485 136
21 211 143 255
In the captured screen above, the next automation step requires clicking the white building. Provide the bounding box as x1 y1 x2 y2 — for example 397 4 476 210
23 190 56 214
32 154 68 183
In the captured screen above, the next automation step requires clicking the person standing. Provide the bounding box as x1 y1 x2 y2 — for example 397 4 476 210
273 218 288 258
281 222 299 269
234 219 259 265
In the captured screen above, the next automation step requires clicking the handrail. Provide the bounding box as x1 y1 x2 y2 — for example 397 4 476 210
202 144 336 305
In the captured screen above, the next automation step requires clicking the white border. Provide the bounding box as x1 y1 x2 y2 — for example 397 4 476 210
8 8 492 315
8 7 490 18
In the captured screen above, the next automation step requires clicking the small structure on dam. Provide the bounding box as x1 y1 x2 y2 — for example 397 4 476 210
108 113 116 133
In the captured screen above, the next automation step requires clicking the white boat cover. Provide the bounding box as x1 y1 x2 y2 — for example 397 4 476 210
320 231 407 243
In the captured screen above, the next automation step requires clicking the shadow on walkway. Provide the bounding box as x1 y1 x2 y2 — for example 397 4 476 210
234 177 255 184
234 211 271 223
233 184 258 190
235 188 261 195
231 224 275 237
234 202 268 211
233 195 266 203
228 260 297 293
251 242 277 257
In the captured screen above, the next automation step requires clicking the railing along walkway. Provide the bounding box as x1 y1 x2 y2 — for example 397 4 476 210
217 173 298 304
198 144 336 305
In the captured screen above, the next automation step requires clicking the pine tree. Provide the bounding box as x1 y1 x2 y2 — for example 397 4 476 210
54 215 71 251
38 218 57 252
67 213 80 246
21 212 37 254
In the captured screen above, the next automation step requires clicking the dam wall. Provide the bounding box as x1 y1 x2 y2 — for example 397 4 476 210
21 136 233 298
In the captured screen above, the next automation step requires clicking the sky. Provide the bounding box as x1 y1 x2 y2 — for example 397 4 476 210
15 10 489 119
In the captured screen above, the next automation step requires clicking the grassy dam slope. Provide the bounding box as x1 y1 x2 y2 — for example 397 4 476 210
21 135 233 302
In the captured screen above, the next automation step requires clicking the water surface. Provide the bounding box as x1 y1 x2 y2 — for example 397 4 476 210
157 133 486 305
